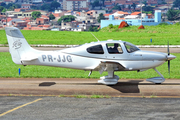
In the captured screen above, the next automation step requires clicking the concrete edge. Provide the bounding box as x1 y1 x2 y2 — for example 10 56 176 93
1 94 180 98
1 44 180 48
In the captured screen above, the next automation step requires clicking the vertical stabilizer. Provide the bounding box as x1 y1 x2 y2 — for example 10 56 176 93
5 27 32 65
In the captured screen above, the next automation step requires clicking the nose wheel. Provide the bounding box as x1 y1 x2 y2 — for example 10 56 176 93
146 68 165 84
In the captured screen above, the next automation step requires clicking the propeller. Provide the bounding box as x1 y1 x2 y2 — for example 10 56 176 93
167 41 170 75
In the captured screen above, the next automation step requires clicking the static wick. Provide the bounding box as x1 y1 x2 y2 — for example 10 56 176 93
91 32 99 42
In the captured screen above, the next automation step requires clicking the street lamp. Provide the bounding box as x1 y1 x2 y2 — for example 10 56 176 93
137 2 145 25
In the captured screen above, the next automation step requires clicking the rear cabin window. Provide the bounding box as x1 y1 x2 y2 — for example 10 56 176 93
87 45 104 54
106 43 123 54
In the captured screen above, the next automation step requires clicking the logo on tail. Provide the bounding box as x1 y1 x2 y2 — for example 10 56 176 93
13 39 22 49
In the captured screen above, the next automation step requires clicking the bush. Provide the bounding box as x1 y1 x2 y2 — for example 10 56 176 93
88 26 99 32
158 22 169 25
175 22 180 25
108 24 113 29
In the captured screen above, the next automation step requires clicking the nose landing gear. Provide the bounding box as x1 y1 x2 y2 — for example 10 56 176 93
146 68 165 84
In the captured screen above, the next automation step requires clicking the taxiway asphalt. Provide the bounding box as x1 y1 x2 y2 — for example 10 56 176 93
0 96 180 120
0 78 180 97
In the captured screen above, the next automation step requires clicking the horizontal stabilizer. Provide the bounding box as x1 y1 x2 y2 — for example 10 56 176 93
21 56 38 62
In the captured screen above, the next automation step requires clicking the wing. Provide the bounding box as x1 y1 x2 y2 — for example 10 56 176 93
94 61 126 74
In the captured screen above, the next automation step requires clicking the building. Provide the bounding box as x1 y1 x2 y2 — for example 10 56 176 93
24 24 51 30
71 27 84 31
101 10 170 28
61 21 77 30
63 0 87 11
36 17 49 25
12 10 47 18
16 0 42 4
16 0 33 4
21 4 32 9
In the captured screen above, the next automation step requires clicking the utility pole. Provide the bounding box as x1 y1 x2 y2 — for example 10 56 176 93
140 0 142 25
6 11 7 26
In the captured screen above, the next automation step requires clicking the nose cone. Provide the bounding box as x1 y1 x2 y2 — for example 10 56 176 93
140 51 167 61
167 54 176 61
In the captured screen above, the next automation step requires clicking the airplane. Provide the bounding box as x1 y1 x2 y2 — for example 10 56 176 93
5 27 176 85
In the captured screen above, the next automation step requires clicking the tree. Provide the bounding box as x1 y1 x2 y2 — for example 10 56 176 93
51 1 60 10
31 5 40 10
40 1 60 11
166 9 180 21
0 2 6 7
0 3 20 11
121 4 125 10
2 8 6 13
32 11 41 20
57 15 76 25
15 4 21 8
91 0 100 8
49 14 55 20
131 3 136 11
6 3 13 9
41 3 51 11
97 13 105 23
173 0 180 7
128 5 131 10
100 0 105 7
161 1 167 4
142 1 147 7
142 6 154 13
0 6 5 12
112 3 121 10
88 26 99 32
43 0 54 2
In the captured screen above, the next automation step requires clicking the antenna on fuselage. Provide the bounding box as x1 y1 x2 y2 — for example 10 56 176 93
91 32 100 42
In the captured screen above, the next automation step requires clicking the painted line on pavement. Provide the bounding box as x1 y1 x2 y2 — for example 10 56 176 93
0 98 42 117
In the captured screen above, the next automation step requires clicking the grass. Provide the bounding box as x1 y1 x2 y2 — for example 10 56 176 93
0 24 180 45
59 94 65 97
90 95 104 98
0 52 179 79
74 95 88 98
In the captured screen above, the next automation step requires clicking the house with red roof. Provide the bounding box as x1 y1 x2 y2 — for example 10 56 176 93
147 0 158 6
86 10 99 19
52 11 66 20
14 9 21 12
24 25 51 30
112 11 129 19
36 17 49 25
131 12 141 15
104 14 112 19
147 14 154 18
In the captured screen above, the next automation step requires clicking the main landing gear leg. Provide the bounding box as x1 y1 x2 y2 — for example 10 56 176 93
146 68 165 84
98 64 119 85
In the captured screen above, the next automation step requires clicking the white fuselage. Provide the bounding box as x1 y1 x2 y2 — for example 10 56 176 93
22 43 167 72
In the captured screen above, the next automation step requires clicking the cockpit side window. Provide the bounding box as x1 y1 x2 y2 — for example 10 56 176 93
87 45 104 54
124 42 140 53
106 43 123 54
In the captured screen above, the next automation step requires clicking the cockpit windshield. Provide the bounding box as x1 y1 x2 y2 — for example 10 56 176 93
124 42 140 53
